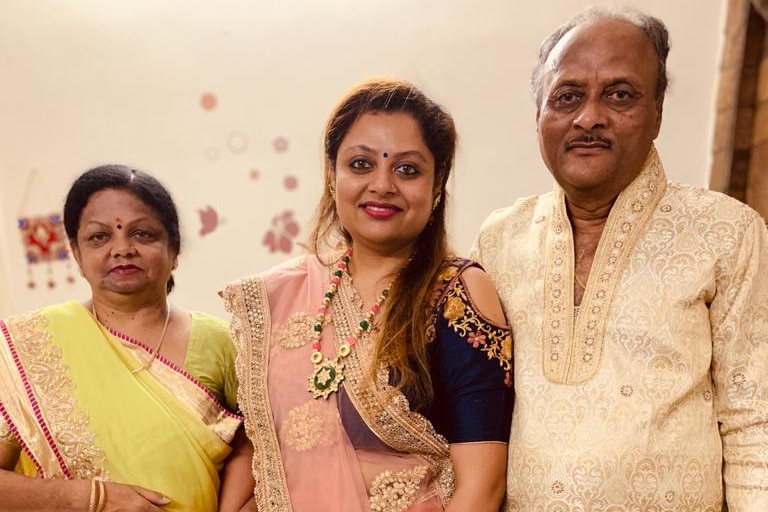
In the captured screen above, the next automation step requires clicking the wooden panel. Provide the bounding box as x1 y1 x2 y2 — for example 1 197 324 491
747 143 768 219
710 0 751 193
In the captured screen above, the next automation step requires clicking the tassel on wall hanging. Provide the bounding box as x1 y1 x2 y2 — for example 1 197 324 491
16 169 75 289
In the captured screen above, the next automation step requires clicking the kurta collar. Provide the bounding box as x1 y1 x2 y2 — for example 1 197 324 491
541 145 668 383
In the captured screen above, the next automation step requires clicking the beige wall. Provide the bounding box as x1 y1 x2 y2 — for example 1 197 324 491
0 0 726 318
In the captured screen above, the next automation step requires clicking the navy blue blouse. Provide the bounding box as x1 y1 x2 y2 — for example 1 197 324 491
422 259 514 443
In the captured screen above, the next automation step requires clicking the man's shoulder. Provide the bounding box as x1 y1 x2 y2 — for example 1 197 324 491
479 192 553 232
665 182 764 226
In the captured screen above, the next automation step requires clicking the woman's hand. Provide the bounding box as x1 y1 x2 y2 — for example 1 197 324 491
0 468 169 512
101 482 171 511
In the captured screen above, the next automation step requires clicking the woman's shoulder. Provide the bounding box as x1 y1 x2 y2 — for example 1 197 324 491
435 257 507 328
2 301 89 332
226 254 310 287
222 255 310 304
188 311 228 333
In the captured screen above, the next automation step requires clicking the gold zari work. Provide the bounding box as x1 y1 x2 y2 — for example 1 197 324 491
369 465 429 512
277 312 312 349
2 310 104 478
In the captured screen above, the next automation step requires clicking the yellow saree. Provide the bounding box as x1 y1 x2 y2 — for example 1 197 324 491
0 301 241 511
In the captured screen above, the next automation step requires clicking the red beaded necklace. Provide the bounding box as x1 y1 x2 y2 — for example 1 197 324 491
308 248 391 399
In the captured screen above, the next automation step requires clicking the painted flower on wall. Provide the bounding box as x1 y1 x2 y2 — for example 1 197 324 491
198 205 219 236
263 210 300 253
200 92 217 111
273 136 289 153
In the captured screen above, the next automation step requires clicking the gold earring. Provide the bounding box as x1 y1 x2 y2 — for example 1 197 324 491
329 185 336 199
432 193 442 211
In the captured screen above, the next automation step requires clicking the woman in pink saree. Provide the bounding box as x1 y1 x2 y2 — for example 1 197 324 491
225 78 514 512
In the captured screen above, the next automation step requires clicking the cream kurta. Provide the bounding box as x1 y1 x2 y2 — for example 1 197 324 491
472 148 768 511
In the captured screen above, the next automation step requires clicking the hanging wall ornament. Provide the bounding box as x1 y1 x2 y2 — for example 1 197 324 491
16 170 76 289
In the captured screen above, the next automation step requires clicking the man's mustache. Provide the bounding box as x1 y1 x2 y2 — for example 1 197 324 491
566 134 611 148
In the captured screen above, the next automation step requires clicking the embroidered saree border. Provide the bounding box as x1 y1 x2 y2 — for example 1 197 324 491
102 326 241 443
542 146 668 383
336 269 455 506
0 310 103 478
0 321 45 476
225 277 293 512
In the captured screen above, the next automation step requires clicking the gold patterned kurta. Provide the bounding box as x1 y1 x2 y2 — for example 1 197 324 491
471 148 768 511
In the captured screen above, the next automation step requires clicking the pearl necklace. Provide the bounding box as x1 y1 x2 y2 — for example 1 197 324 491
92 300 172 374
308 249 390 399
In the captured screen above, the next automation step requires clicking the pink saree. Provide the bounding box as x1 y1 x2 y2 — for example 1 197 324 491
224 255 454 512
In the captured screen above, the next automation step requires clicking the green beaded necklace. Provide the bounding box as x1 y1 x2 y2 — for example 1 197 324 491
307 248 391 399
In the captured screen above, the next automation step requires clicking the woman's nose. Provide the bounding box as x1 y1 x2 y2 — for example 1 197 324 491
110 235 136 257
369 167 396 194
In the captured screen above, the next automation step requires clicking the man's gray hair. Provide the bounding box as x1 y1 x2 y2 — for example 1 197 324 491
531 6 670 108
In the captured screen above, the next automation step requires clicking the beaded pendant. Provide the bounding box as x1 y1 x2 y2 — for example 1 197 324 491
307 249 390 399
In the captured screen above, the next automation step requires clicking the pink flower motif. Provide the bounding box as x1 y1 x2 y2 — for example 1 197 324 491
273 136 289 153
467 331 487 348
263 210 300 253
200 92 217 111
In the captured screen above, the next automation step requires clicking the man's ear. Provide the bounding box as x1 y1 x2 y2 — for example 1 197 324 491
653 98 664 138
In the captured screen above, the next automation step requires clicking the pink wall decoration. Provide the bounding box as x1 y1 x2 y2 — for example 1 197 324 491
263 210 299 253
198 205 220 237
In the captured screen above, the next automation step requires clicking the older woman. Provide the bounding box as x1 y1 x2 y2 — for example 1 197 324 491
0 165 250 512
224 78 514 512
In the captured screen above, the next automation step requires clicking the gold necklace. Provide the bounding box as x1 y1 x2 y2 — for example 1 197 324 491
307 249 391 399
92 300 172 373
574 273 588 290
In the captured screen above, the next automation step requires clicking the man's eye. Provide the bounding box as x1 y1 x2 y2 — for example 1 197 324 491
606 89 638 103
555 92 579 104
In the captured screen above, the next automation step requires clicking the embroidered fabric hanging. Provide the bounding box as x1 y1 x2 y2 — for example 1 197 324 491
16 169 76 289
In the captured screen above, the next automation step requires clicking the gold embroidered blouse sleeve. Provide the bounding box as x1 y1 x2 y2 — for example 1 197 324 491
711 212 768 510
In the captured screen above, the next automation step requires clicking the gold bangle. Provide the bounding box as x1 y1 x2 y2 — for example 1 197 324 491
87 478 99 512
95 480 107 512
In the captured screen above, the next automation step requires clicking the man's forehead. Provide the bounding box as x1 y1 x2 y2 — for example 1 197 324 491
546 19 647 67
542 19 655 85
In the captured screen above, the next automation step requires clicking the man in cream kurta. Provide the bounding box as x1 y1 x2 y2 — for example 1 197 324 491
472 6 768 512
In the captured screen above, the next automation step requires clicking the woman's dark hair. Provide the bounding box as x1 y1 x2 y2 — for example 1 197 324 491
63 164 181 293
306 77 458 409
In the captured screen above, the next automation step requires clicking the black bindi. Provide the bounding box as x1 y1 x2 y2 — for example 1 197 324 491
383 151 389 158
